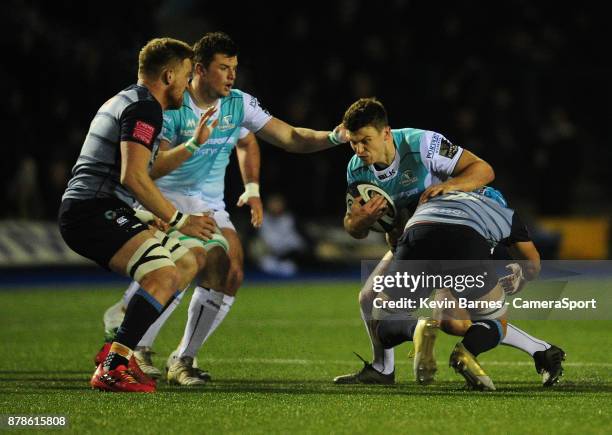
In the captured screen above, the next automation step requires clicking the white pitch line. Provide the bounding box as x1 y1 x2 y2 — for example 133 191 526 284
196 357 612 368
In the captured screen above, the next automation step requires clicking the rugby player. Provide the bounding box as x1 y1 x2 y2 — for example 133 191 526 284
333 98 564 388
59 38 219 392
97 32 350 386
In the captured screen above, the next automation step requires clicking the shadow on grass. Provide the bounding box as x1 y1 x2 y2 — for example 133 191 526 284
1 374 610 397
0 370 90 375
156 379 612 396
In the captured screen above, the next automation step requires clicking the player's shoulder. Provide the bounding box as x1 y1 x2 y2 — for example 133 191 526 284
219 89 250 113
217 88 246 102
392 127 428 154
228 88 266 110
346 155 369 176
113 85 160 113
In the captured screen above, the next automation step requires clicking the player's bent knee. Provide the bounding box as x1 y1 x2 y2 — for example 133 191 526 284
228 266 243 292
139 266 180 304
190 247 207 272
174 249 198 287
152 230 191 263
204 232 229 254
376 318 417 349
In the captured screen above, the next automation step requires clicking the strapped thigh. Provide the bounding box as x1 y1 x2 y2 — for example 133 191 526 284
126 238 175 282
168 228 229 253
152 230 191 261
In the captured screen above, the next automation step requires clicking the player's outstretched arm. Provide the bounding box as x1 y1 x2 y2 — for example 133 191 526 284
256 117 348 153
236 132 263 228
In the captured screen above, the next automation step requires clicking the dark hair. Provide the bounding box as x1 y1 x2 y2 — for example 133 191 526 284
342 97 388 132
193 32 238 68
138 37 193 78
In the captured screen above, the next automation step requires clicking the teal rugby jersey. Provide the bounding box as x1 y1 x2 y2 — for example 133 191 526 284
156 89 271 209
346 128 463 213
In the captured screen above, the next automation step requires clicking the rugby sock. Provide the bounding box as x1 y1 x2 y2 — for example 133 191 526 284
102 299 125 342
361 307 395 374
105 288 164 370
462 320 503 357
122 281 140 309
205 293 235 341
501 323 551 356
178 287 225 359
137 290 187 348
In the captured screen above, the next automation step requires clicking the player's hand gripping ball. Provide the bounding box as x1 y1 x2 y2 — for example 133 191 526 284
346 182 397 233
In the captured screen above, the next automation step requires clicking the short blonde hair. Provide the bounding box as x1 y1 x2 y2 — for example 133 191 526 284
138 37 193 79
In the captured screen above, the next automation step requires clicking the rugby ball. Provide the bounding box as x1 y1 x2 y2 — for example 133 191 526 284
346 182 397 233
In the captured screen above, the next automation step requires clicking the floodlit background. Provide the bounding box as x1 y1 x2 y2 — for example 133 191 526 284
3 1 610 274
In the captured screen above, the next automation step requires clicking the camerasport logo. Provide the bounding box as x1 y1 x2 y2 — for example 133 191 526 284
133 121 155 145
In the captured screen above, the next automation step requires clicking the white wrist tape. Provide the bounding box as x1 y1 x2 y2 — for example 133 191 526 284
169 210 189 230
133 209 155 224
244 182 260 198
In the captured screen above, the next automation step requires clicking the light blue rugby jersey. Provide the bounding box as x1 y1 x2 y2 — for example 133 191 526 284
346 128 463 212
156 89 271 209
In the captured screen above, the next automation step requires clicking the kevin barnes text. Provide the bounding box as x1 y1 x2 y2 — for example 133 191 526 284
372 297 598 311
372 297 501 310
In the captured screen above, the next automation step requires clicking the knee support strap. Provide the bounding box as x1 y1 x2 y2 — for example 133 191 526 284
126 238 175 282
153 230 190 262
168 227 229 253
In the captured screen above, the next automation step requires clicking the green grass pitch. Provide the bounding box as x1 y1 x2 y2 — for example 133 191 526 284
0 282 610 434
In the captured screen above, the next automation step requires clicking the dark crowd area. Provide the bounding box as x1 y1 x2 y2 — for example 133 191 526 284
5 1 611 222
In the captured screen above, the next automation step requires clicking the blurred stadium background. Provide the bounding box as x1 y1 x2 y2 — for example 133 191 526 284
2 1 610 277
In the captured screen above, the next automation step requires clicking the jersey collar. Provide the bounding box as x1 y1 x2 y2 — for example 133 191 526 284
185 90 221 122
370 146 399 181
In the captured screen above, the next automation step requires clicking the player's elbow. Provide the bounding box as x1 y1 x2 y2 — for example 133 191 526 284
344 220 368 239
285 128 310 153
526 260 541 281
348 229 368 239
481 161 495 184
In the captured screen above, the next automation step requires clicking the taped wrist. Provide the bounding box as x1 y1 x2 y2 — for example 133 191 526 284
184 137 201 154
243 182 260 198
169 210 188 230
133 209 155 224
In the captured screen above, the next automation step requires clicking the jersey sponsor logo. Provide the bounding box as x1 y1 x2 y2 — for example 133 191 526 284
394 188 420 201
217 114 235 131
179 129 196 137
194 147 222 156
186 119 197 128
249 95 270 115
422 207 468 217
400 170 417 185
133 120 155 145
116 216 129 226
426 133 442 159
439 138 459 159
376 168 396 180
